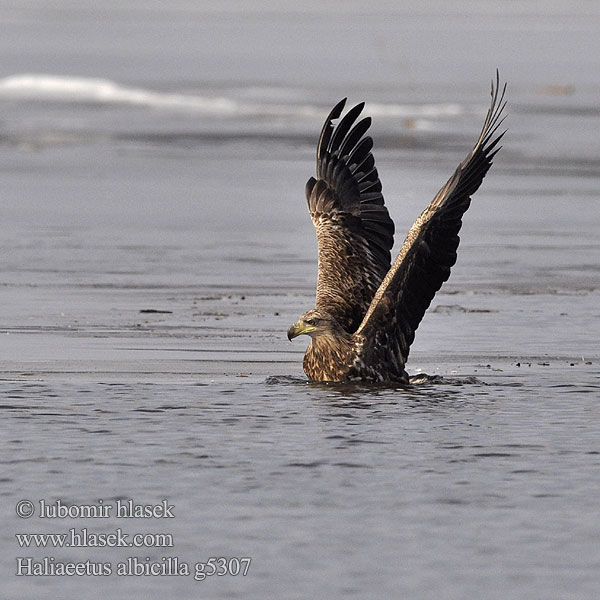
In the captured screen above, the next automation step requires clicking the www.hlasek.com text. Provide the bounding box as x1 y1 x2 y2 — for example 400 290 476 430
16 528 173 548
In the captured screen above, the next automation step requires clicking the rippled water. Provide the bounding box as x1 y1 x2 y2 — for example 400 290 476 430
3 372 599 599
2 2 600 599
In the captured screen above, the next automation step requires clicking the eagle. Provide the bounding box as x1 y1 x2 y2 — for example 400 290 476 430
287 73 507 383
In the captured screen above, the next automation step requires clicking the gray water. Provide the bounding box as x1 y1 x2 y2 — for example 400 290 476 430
1 2 599 599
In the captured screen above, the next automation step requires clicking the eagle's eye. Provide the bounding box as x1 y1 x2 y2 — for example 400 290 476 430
305 318 316 326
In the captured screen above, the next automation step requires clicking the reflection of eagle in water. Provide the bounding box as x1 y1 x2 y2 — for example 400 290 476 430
287 73 506 383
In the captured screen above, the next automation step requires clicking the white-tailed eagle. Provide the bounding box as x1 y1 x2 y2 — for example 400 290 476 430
288 73 507 383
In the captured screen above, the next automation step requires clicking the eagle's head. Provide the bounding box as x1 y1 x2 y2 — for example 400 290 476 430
287 309 344 341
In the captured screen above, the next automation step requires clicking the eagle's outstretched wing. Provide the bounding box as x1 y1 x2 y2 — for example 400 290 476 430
305 99 395 333
355 73 507 369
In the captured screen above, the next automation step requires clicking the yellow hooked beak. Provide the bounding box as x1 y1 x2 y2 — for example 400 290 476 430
287 321 315 341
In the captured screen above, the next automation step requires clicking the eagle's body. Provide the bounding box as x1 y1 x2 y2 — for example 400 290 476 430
288 74 507 383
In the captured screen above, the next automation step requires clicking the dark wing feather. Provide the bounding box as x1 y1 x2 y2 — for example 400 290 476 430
355 72 507 369
305 99 395 333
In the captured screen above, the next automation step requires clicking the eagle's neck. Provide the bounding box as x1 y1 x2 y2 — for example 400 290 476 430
303 330 355 382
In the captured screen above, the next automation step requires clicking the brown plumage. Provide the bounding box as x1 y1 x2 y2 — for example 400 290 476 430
288 73 507 383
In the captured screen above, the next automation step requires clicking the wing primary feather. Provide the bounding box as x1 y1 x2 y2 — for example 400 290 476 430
317 98 347 169
327 103 365 157
346 137 373 168
356 167 379 184
338 117 372 158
